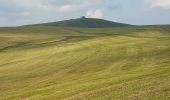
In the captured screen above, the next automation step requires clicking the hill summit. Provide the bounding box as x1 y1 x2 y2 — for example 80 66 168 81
36 16 131 28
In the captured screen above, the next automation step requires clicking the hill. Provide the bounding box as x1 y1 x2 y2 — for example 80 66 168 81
0 25 170 100
33 17 131 28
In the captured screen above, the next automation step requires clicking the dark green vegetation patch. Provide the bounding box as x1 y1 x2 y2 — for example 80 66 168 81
31 17 131 28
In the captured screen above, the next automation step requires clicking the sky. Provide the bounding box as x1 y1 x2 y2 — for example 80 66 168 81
0 0 170 26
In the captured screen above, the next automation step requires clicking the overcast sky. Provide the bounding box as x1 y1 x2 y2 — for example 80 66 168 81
0 0 170 26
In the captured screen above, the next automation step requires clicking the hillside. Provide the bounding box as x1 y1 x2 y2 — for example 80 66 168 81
32 17 130 28
0 25 170 100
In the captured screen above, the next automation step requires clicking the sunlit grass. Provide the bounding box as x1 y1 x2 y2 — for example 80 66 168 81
0 26 170 100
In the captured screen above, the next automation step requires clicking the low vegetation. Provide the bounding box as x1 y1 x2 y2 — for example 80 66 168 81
0 25 170 100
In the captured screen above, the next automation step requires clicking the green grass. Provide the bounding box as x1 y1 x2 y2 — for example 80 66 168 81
0 26 170 100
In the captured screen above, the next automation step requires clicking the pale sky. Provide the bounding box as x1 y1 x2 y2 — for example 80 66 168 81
0 0 170 26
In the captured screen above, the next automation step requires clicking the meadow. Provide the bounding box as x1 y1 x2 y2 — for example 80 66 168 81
0 25 170 100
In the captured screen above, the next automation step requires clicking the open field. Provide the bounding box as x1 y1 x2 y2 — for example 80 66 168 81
0 26 170 100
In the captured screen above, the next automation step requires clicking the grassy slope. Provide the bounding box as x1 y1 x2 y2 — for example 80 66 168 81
0 26 170 100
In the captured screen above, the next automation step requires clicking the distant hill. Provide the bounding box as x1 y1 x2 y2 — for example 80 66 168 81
33 17 131 28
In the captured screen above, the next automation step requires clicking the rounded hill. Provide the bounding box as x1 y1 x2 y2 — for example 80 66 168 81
37 17 131 28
